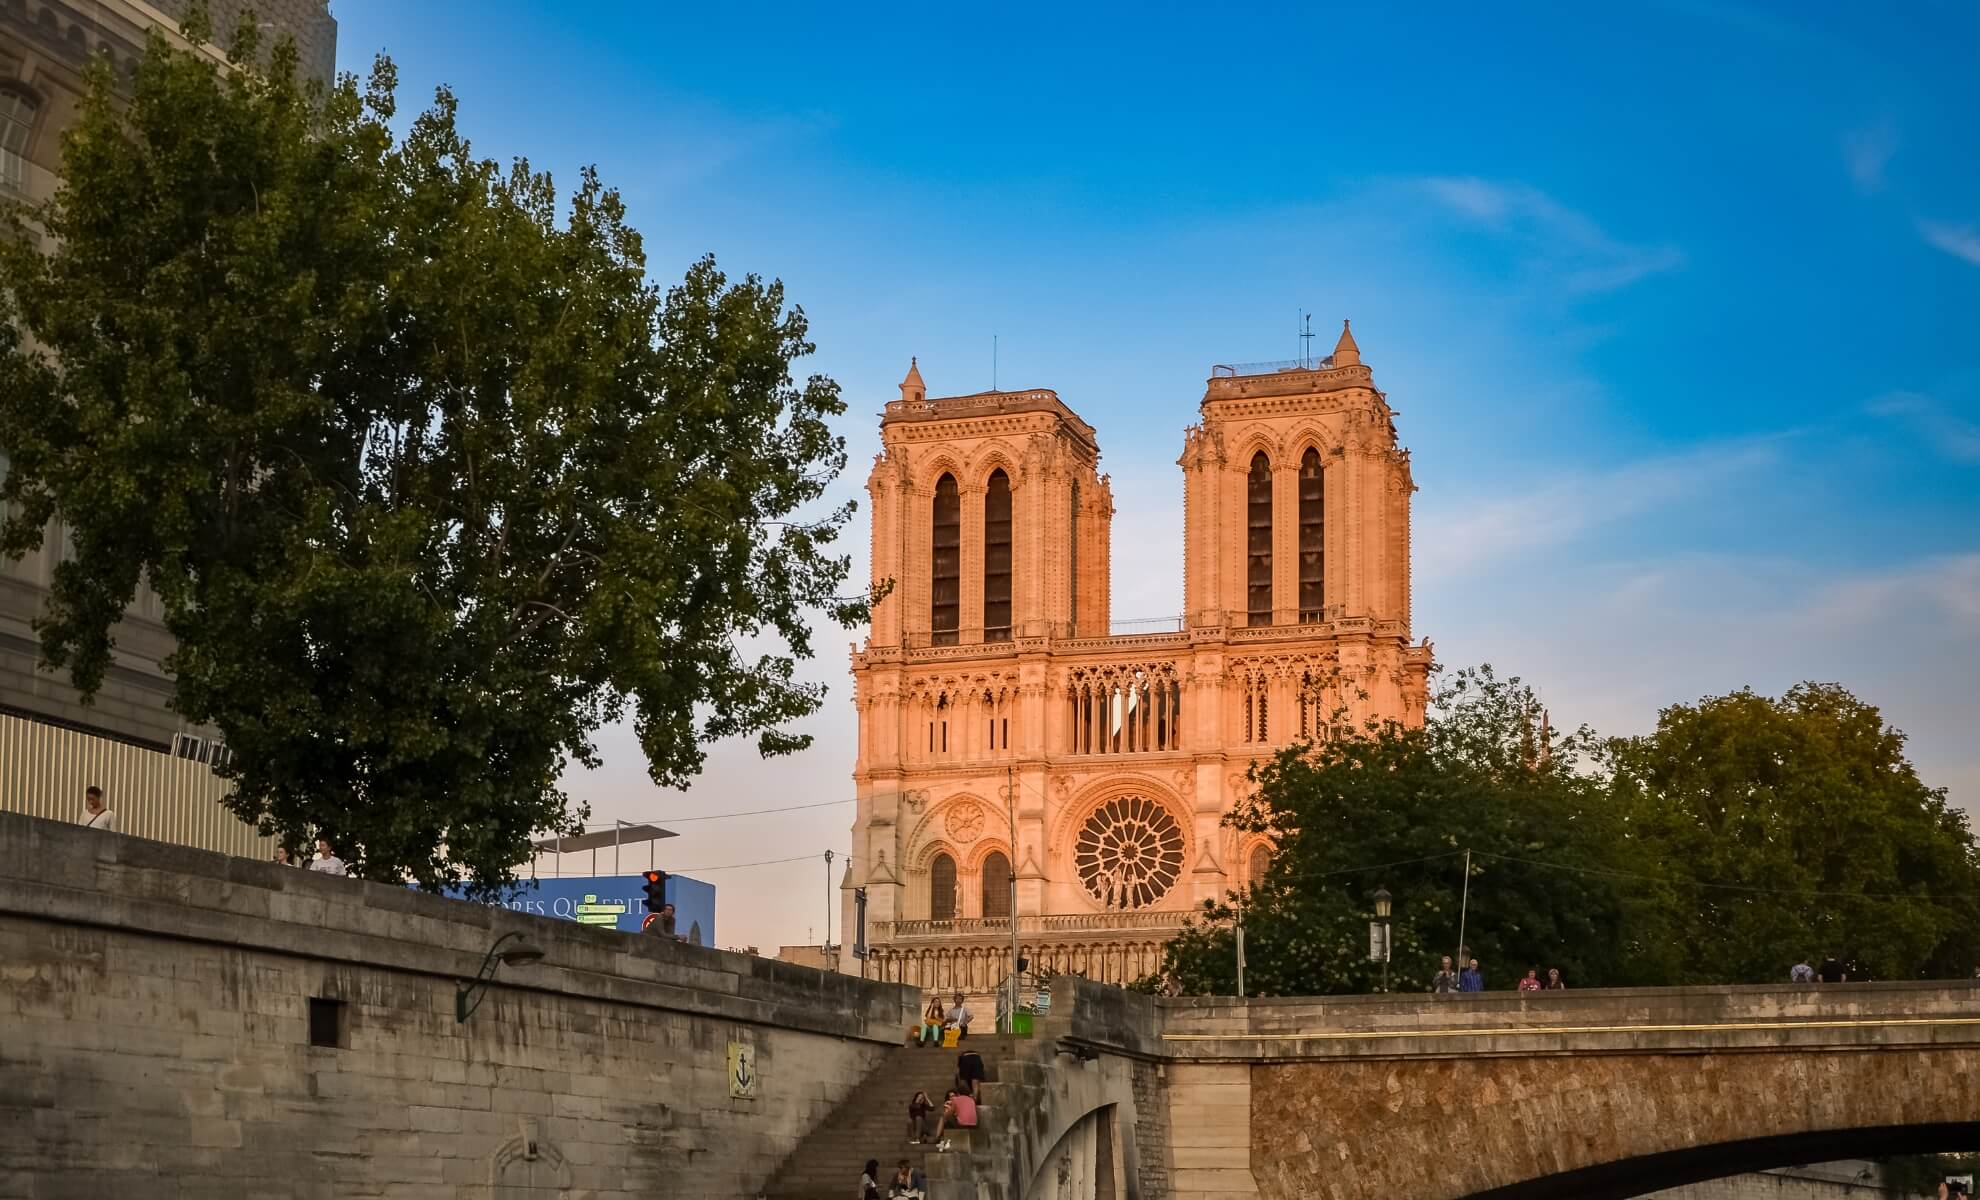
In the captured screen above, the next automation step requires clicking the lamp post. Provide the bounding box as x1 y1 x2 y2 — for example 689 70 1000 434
456 931 546 1024
1372 887 1393 993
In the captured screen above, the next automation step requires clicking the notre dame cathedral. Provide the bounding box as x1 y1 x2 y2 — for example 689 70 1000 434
840 323 1431 993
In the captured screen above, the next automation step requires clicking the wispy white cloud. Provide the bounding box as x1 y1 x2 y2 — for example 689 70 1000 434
1415 438 1782 581
1917 219 1980 268
1418 177 1685 294
1842 120 1898 193
1868 390 1980 462
1427 551 1980 814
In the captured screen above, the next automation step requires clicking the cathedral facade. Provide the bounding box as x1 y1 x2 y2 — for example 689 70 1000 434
843 324 1431 995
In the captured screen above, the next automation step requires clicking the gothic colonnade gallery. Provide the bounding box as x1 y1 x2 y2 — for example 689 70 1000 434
836 325 1432 992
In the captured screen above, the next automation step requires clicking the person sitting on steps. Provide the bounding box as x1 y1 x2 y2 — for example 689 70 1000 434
917 995 945 1047
930 1087 978 1151
889 1158 927 1199
945 991 973 1040
906 1090 934 1144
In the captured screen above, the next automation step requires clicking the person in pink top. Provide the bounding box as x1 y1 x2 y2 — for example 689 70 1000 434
1517 968 1542 992
931 1088 978 1150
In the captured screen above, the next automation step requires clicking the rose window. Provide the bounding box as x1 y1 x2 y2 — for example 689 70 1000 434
1074 794 1185 910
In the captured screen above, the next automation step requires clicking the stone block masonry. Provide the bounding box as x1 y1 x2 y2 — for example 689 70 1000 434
0 811 919 1197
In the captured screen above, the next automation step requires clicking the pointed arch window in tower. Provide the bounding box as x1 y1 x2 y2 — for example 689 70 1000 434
930 852 958 921
1069 479 1080 630
1298 447 1324 622
932 473 960 645
981 851 1012 920
1247 452 1273 626
984 469 1013 641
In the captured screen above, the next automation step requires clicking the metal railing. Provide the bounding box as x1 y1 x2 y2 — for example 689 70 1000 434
1211 356 1336 378
1108 615 1183 635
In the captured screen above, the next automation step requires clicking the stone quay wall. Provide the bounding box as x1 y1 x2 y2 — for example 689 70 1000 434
0 811 918 1198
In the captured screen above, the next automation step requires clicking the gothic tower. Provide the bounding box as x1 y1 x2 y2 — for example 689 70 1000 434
834 333 1429 996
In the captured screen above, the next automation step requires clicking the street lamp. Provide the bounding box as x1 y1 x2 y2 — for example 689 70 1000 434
1371 887 1393 993
456 930 546 1024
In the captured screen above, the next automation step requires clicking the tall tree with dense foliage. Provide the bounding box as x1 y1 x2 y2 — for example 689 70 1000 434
1158 667 1646 996
0 19 865 889
1157 669 1980 996
1611 682 1980 982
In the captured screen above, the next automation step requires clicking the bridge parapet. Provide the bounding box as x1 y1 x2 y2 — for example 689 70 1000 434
1149 983 1980 1060
1046 976 1980 1062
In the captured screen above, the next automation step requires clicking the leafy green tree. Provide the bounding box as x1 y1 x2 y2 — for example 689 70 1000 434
1611 682 1980 982
1159 666 1646 996
0 19 865 889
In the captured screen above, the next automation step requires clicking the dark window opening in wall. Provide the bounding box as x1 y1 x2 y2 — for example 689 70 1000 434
941 721 948 753
981 851 1012 920
932 473 960 645
1069 480 1080 630
1001 717 1009 749
984 469 1013 641
308 996 346 1049
0 89 38 194
930 853 958 921
1247 452 1273 626
1298 448 1324 622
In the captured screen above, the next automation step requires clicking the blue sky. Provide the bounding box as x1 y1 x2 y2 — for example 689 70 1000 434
332 2 1980 950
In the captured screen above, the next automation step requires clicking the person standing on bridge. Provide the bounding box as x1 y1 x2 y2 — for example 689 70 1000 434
309 838 347 876
1517 969 1542 992
1458 958 1484 992
80 785 118 832
1790 957 1815 984
1431 956 1459 994
1817 953 1847 984
1545 967 1567 989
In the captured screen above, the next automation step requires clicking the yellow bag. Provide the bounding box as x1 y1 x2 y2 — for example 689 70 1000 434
942 1026 961 1048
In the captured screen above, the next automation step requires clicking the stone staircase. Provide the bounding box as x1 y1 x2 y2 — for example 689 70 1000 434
761 1033 1029 1199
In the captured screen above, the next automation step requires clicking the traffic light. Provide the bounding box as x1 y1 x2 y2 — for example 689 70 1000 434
642 869 669 914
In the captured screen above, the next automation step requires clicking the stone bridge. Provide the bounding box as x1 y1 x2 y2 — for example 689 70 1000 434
2 810 1974 1199
1008 978 1980 1200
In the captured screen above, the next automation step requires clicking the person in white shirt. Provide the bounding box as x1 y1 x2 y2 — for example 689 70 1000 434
309 837 348 876
81 785 118 832
945 991 973 1040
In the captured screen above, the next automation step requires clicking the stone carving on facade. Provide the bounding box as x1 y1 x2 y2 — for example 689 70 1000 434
903 789 928 814
1073 793 1186 911
945 801 986 844
492 1119 571 1196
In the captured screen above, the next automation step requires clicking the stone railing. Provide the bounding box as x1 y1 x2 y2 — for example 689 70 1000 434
885 910 1187 939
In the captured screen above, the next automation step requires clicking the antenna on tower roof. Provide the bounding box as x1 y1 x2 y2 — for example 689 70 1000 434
1299 312 1316 368
993 333 998 391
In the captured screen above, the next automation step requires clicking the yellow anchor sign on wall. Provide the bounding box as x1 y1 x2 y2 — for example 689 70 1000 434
727 1041 757 1099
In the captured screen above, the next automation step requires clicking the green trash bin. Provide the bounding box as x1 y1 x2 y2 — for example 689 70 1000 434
1010 1011 1034 1036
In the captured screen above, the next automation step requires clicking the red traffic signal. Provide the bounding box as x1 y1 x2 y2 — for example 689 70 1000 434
642 869 669 914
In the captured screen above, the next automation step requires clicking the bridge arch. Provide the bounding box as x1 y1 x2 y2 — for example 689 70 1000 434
1466 1124 1980 1199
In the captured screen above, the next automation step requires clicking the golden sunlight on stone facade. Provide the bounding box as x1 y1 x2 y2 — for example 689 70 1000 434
842 325 1432 994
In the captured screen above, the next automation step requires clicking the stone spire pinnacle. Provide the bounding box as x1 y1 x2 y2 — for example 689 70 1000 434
899 357 926 404
1333 320 1360 367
